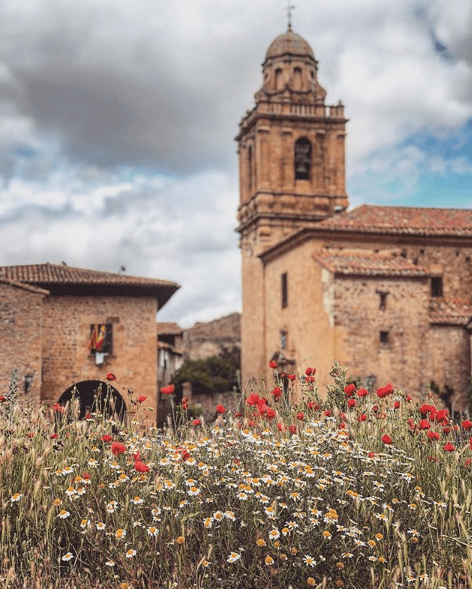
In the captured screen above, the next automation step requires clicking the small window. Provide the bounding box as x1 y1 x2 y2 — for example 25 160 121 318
431 277 443 297
88 324 113 354
247 145 253 193
275 68 283 90
380 331 389 344
294 138 311 180
379 293 387 310
281 273 288 308
280 331 287 350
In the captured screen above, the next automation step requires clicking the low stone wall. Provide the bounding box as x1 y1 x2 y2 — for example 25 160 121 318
188 390 242 422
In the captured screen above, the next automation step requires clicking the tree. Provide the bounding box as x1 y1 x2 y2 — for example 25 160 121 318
171 354 239 398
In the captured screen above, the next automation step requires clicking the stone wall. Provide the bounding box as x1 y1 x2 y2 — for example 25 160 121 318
333 274 431 397
41 295 158 421
0 281 47 401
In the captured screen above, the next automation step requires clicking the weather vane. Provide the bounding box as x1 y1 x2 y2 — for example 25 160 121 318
287 0 295 30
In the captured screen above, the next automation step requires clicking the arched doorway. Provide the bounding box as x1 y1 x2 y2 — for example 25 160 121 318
57 380 126 420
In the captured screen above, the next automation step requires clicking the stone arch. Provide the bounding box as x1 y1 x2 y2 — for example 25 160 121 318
294 137 312 180
57 380 126 420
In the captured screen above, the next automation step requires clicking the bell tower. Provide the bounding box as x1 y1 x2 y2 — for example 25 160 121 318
236 27 349 384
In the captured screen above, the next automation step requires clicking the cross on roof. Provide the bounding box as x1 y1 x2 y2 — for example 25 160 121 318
287 1 295 30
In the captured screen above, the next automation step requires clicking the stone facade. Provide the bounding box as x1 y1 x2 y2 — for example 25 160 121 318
0 264 179 422
0 279 48 401
237 28 472 410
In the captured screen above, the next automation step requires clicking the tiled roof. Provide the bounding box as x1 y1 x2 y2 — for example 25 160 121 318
312 249 430 277
158 322 183 335
0 263 180 308
0 277 50 296
317 204 472 237
429 298 472 326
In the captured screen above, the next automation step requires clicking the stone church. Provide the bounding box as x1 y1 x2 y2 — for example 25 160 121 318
236 26 472 409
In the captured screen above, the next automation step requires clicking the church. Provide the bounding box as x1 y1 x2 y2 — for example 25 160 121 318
236 26 472 410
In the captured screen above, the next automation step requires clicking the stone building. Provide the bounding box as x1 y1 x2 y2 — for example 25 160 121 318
0 263 179 420
158 322 184 388
236 26 472 409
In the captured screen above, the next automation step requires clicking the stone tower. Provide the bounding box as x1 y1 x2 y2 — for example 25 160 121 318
236 27 349 385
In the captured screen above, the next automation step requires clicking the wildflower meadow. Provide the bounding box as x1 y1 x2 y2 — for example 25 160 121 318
2 363 472 589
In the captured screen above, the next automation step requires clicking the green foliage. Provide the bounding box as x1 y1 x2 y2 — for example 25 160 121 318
171 354 239 396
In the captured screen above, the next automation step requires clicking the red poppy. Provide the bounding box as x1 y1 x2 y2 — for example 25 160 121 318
111 442 126 456
307 402 319 410
271 387 282 401
443 442 456 452
235 412 242 417
246 393 260 406
106 372 117 381
160 384 175 395
435 409 449 424
381 434 392 445
269 360 278 369
427 431 439 441
323 410 331 417
406 395 412 402
296 412 304 420
393 400 400 409
287 374 296 381
85 412 92 419
277 422 286 432
306 375 316 383
134 461 150 473
82 472 90 480
368 452 375 458
265 408 276 420
338 422 346 429
357 388 369 397
216 404 225 414
357 414 367 422
193 419 201 427
138 395 147 403
344 384 356 396
465 458 472 467
289 425 297 434
181 449 190 461
348 399 356 408
52 402 64 412
419 419 430 430
376 383 394 398
462 420 472 430
50 433 58 439
133 452 141 461
428 455 438 462
101 434 113 443
305 367 315 376
0 395 5 402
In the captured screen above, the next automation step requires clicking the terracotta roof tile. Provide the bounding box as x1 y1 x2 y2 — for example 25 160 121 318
0 263 180 308
318 204 472 236
0 263 176 287
312 249 429 277
0 278 50 296
429 298 472 326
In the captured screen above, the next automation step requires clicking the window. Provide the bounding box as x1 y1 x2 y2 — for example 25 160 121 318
380 331 389 344
281 272 288 308
294 138 311 180
275 68 283 90
280 331 287 350
88 324 113 354
247 145 253 193
379 292 387 310
431 277 443 297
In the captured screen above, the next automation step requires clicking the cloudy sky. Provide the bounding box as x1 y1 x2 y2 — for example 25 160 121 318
1 0 471 327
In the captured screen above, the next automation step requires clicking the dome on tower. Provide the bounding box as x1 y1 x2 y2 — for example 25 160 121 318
265 27 315 61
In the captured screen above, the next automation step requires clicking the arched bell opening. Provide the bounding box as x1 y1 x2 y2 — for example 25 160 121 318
57 380 126 421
